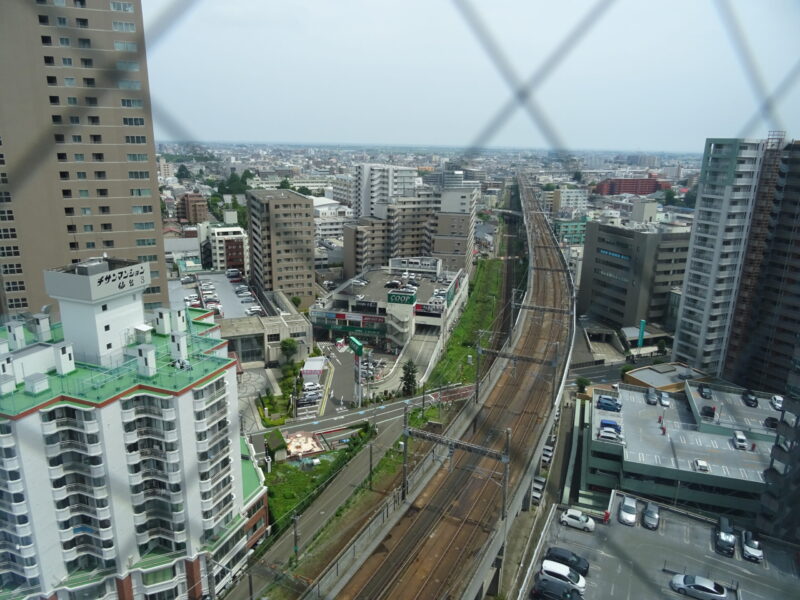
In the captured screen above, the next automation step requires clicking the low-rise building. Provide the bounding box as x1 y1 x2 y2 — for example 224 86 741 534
176 192 209 224
198 223 250 276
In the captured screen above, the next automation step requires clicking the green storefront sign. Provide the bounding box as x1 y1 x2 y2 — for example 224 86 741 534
348 336 363 356
388 292 416 305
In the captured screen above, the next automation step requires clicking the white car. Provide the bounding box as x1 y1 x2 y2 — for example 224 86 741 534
539 559 586 594
659 394 671 408
670 574 727 599
560 509 595 532
618 496 637 526
303 382 321 392
771 395 783 410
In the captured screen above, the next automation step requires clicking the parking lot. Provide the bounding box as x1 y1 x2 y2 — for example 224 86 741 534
528 495 798 599
168 273 264 319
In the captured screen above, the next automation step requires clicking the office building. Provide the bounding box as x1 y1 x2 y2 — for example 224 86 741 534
0 0 169 316
594 177 671 195
176 192 209 225
672 135 787 378
199 224 249 276
247 189 315 309
578 221 689 328
352 164 417 219
0 257 267 599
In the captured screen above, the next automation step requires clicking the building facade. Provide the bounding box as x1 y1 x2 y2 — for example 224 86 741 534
199 224 249 276
176 193 208 225
0 257 267 599
0 0 169 315
672 137 783 376
352 164 417 219
594 177 671 195
578 221 689 328
247 189 315 309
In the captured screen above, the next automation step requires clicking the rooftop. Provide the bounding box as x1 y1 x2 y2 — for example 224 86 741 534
591 387 771 484
0 308 229 419
625 362 708 390
685 381 783 440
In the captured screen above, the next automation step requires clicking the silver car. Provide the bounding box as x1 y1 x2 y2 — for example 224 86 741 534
618 496 637 526
670 574 727 599
642 502 660 530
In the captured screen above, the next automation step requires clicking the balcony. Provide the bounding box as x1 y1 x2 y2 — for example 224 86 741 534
0 497 27 516
771 443 797 465
777 420 799 443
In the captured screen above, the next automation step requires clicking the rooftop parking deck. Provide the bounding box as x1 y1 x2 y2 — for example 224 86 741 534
592 387 771 483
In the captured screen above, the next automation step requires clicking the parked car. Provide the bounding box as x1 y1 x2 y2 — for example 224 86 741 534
700 405 716 419
539 560 585 594
596 398 622 412
669 574 727 599
618 496 637 526
659 393 671 408
599 419 621 433
698 384 713 400
642 502 660 530
742 389 758 407
741 530 764 562
560 509 595 532
715 516 736 557
544 547 589 577
240 298 255 304
693 459 711 473
771 395 784 410
303 382 322 392
530 577 581 600
764 416 779 429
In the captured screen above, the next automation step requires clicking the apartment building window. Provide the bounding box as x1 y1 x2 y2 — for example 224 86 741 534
143 286 161 295
7 298 28 310
127 154 148 161
0 155 4 166
67 96 78 105
118 80 141 90
121 98 143 108
69 242 78 250
134 222 154 230
85 96 98 106
136 238 156 246
46 75 57 86
76 171 86 179
69 116 80 124
59 171 69 180
116 61 140 71
88 116 99 125
57 16 67 26
61 189 72 198
112 21 136 32
267 334 280 342
75 18 88 28
74 153 84 161
38 15 49 24
74 0 87 7
125 136 146 144
66 224 77 233
0 173 7 184
138 254 157 262
128 171 148 179
44 56 55 65
0 210 14 221
83 224 93 232
130 188 151 197
96 188 108 197
49 95 59 105
64 207 75 216
0 246 20 257
102 240 114 248
80 58 93 68
99 206 110 214
86 241 95 248
111 2 135 11
81 207 91 215
123 117 145 126
132 205 153 213
71 134 81 143
41 36 52 45
52 115 63 124
101 223 112 231
57 153 67 161
78 39 90 49
78 190 89 198
64 77 76 87
0 229 18 239
94 171 106 179
114 41 137 52
1 264 22 275
83 77 96 88
0 193 10 203
59 37 70 47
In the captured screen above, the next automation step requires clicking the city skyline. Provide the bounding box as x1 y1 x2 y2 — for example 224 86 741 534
142 0 800 153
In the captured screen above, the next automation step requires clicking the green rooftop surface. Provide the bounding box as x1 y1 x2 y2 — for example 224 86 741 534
241 436 264 504
0 312 230 418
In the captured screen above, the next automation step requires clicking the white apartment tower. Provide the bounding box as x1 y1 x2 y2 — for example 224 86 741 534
0 257 268 599
672 137 779 375
352 164 417 219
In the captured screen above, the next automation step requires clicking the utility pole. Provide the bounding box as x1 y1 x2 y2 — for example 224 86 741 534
292 512 300 564
402 403 409 500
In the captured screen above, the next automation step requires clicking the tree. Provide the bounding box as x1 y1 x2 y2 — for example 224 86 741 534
401 360 418 396
620 364 635 378
278 178 292 190
663 189 677 205
683 185 698 208
573 170 583 183
543 183 557 191
176 164 191 180
575 376 590 394
657 339 667 354
280 338 298 362
296 186 312 196
290 296 301 308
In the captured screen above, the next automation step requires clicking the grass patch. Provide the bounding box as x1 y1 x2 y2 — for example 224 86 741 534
428 258 504 387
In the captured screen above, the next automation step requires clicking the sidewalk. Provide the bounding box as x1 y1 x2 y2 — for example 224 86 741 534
224 416 404 600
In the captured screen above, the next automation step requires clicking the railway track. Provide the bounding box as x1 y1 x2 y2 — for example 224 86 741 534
337 173 572 600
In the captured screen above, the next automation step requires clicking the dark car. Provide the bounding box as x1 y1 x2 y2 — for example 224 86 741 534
742 389 758 407
698 384 713 400
715 516 735 557
642 502 660 530
544 547 589 577
701 405 716 419
530 576 581 600
764 416 778 429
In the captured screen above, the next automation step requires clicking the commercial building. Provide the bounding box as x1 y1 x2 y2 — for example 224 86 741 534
580 384 772 525
0 257 267 599
247 189 315 309
310 258 467 352
594 177 671 195
176 192 209 225
554 187 589 214
577 221 689 328
672 135 794 383
552 217 587 245
352 164 417 219
0 0 169 315
198 224 249 276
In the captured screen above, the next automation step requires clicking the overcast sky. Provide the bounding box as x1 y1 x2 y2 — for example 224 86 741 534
141 0 800 153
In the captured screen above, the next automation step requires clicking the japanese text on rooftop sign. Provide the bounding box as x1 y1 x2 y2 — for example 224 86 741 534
95 264 146 291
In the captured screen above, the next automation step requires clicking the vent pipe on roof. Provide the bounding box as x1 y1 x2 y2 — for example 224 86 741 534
136 344 157 377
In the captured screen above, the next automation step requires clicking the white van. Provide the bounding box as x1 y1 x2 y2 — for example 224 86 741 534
733 430 748 450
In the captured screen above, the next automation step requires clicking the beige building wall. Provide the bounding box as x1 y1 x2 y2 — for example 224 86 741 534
0 0 168 316
247 189 315 308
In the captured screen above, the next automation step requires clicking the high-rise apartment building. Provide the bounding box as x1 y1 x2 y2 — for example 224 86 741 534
429 187 477 275
177 192 209 225
672 136 784 377
0 257 267 599
352 164 417 219
0 0 169 316
199 224 249 276
578 221 689 328
247 189 315 308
